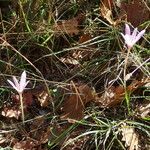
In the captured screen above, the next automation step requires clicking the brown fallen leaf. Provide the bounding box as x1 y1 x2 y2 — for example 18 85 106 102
31 85 53 107
61 82 95 123
39 127 51 144
97 80 148 107
62 127 90 150
100 0 116 25
60 33 95 67
120 123 139 150
29 117 51 145
1 107 21 119
120 0 150 27
13 140 37 150
98 85 125 107
72 33 96 61
36 90 52 107
102 0 113 8
11 92 33 107
53 14 84 36
60 57 80 65
0 134 7 144
78 33 93 44
54 19 78 36
137 102 150 119
29 118 45 131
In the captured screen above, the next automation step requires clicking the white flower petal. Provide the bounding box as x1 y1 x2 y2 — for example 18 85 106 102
7 79 19 92
19 71 27 91
125 24 131 35
121 33 125 39
24 80 29 88
134 29 145 43
131 28 138 40
124 35 133 48
12 76 20 89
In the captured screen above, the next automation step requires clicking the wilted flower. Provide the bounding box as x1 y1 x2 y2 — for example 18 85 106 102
121 24 145 49
7 71 29 94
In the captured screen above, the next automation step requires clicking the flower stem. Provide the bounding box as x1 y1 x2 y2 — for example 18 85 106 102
124 47 131 87
124 48 131 114
19 93 25 123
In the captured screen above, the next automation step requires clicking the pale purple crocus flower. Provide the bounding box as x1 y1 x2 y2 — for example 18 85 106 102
121 24 145 49
7 71 29 123
7 71 29 94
